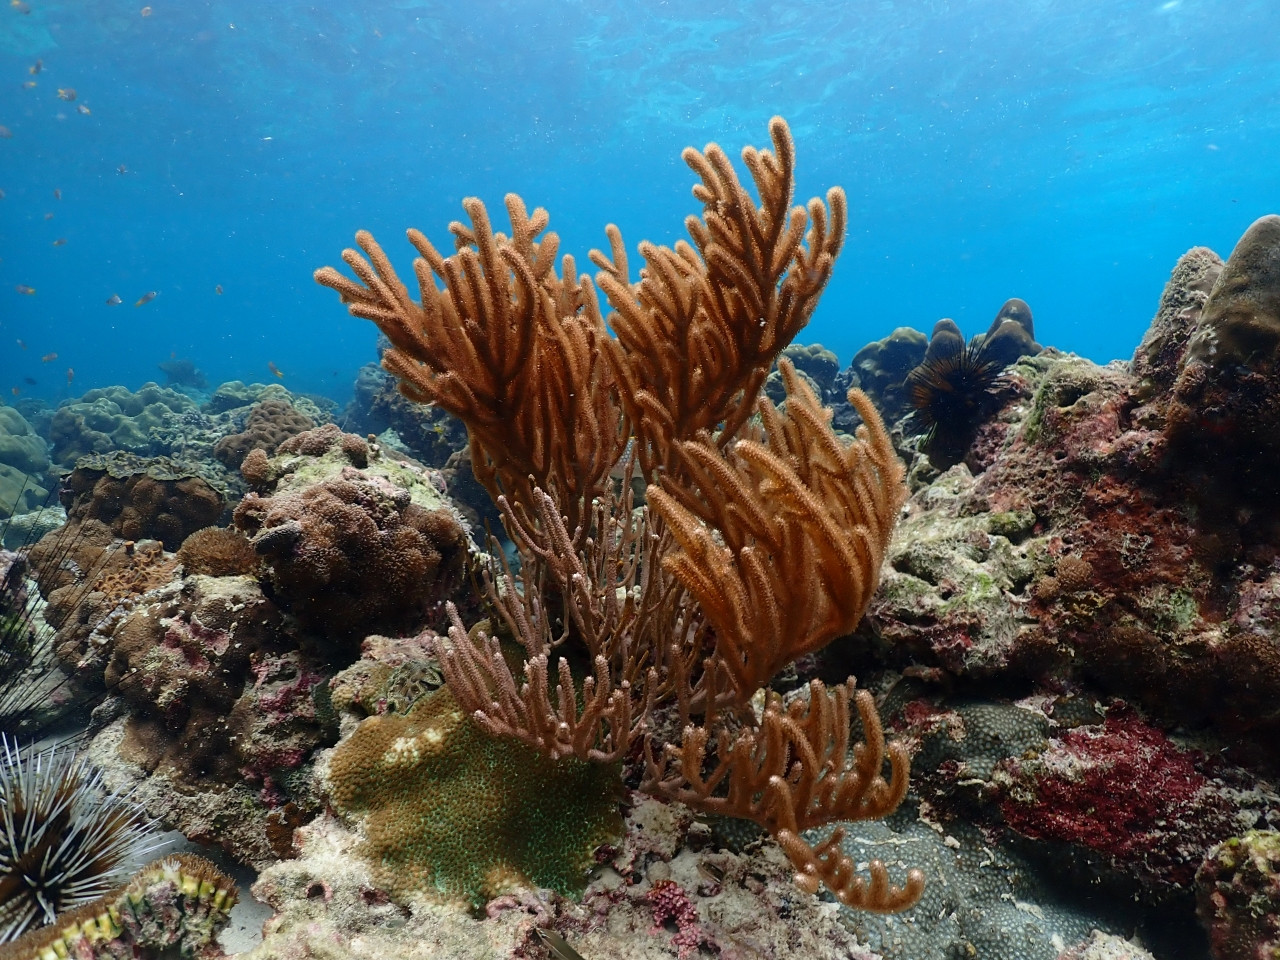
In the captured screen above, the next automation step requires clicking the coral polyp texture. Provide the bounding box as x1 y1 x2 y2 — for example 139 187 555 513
0 854 236 960
232 423 469 643
0 737 158 943
327 684 624 909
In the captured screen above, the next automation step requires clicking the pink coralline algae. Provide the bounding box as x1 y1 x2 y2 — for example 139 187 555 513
996 705 1244 894
646 879 710 959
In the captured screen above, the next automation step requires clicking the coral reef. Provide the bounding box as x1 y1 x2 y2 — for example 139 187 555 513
318 117 922 912
1164 214 1280 519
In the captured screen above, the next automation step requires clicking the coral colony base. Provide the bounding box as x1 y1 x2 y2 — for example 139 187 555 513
0 121 1279 959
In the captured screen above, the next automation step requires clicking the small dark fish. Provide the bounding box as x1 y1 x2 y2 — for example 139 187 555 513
15 284 35 295
76 104 91 115
0 126 12 139
29 59 42 75
134 290 157 307
57 88 77 102
0 188 5 199
43 212 53 220
41 352 57 363
106 294 122 306
215 284 223 295
11 0 30 13
66 367 73 384
117 164 128 175
16 339 27 349
532 929 586 960
53 188 61 200
268 360 284 379
51 238 66 246
10 387 19 397
22 377 36 386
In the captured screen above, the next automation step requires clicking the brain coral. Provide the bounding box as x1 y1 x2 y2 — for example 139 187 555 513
327 685 623 909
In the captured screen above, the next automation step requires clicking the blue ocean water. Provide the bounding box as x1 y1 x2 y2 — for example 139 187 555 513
2 0 1277 406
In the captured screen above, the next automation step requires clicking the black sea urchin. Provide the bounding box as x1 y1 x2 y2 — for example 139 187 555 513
0 737 161 942
906 327 1005 458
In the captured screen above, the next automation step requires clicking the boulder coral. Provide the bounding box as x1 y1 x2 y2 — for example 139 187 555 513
0 405 51 516
326 684 624 909
58 452 225 551
48 383 198 465
232 424 469 644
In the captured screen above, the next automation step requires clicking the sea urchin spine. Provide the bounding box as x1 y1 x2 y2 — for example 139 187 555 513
0 737 161 943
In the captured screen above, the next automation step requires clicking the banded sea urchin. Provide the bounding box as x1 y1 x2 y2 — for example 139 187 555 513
0 737 161 942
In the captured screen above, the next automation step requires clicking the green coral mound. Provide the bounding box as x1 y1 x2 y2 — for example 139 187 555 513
328 685 623 909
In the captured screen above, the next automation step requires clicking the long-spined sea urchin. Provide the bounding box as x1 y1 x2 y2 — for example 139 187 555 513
0 737 161 942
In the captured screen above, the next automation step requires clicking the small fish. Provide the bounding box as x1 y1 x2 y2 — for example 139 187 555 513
66 367 74 384
117 164 128 175
51 238 66 246
532 930 586 960
22 81 36 89
22 377 36 385
29 60 42 75
41 352 57 363
53 188 61 200
57 88 77 102
106 294 122 305
10 387 19 397
215 284 223 295
268 361 284 379
140 4 152 15
43 212 53 220
76 104 90 115
16 339 27 349
0 188 5 199
134 290 157 307
15 284 35 295
0 126 12 139
11 0 30 13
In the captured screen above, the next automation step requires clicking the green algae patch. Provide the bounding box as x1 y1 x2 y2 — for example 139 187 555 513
327 685 623 909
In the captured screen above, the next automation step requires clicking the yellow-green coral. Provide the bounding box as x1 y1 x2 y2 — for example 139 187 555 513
328 685 623 908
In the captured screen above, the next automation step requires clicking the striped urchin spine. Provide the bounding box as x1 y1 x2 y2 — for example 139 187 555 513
0 737 161 943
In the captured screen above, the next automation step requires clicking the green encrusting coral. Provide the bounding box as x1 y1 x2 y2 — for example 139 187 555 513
327 684 624 909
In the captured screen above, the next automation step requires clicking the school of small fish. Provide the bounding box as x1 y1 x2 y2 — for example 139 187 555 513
4 5 274 402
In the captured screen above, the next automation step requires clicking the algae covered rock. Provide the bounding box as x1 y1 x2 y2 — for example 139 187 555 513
1196 830 1280 960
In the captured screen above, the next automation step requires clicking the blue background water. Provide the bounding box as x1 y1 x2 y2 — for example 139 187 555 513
2 0 1277 406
